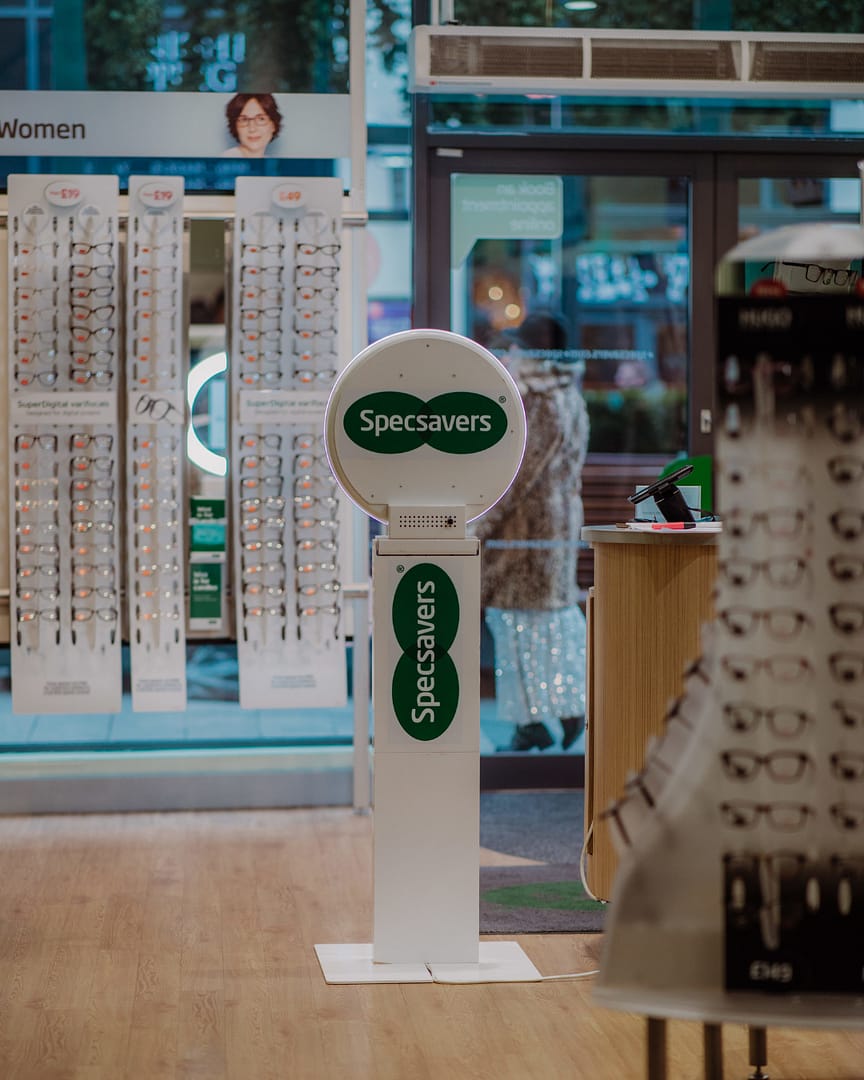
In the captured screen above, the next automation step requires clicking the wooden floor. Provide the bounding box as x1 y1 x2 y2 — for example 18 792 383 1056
0 808 862 1080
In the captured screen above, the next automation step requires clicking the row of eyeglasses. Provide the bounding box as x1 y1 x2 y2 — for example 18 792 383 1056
14 426 184 647
69 432 119 644
12 215 119 392
131 433 183 644
126 209 185 649
128 213 182 391
13 430 119 645
712 371 864 847
237 211 341 389
237 430 341 641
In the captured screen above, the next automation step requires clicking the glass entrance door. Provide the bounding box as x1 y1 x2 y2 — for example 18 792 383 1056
424 149 711 765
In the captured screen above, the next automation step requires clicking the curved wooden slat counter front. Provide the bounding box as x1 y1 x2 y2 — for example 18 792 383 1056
581 525 719 902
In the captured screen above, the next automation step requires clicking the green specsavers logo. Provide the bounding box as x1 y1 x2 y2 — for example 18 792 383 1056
391 564 460 741
343 391 508 454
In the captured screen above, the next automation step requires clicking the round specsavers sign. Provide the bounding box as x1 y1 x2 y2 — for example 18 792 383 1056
324 329 527 523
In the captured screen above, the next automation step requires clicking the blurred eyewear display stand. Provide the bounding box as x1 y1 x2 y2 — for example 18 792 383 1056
125 176 188 712
8 174 124 714
230 177 348 710
594 224 864 1078
315 329 540 984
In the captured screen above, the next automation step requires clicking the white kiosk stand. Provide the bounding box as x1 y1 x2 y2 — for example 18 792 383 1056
315 329 541 984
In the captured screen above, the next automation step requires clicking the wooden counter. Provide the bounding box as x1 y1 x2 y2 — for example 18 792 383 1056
581 525 718 901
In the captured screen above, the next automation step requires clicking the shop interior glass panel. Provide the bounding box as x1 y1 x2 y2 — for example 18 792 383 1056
738 176 861 240
449 172 691 758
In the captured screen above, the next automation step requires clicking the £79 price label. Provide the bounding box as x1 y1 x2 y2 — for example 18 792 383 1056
139 182 179 209
44 183 82 207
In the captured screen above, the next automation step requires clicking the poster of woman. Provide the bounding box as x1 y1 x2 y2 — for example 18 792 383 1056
222 92 282 158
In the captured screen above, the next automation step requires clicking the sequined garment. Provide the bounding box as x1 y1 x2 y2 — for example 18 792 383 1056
485 606 587 725
472 357 589 727
472 364 589 610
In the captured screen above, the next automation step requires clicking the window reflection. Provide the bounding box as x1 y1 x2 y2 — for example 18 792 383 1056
453 174 690 457
738 176 861 244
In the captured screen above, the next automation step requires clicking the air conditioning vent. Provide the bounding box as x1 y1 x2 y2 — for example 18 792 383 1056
429 34 582 80
411 26 864 98
750 41 864 84
591 39 738 82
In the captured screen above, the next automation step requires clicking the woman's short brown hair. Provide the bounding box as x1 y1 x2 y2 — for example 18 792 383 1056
225 93 283 141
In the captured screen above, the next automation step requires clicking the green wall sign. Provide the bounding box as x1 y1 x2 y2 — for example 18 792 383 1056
391 563 460 741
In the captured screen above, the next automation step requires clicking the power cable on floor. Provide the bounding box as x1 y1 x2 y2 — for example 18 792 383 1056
540 970 600 980
579 819 604 904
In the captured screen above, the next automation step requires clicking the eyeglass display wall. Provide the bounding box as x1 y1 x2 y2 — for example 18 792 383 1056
594 227 864 1028
7 175 124 714
231 177 347 709
5 173 351 717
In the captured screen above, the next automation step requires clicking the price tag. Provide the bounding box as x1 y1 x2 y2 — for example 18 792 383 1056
44 180 83 207
271 183 306 211
138 182 179 209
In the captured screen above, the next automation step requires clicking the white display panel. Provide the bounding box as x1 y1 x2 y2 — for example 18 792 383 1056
7 174 122 714
230 177 347 709
371 544 481 755
125 176 188 712
373 748 480 963
372 543 481 964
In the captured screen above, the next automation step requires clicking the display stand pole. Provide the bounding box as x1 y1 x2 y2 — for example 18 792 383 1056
646 1018 667 1080
747 1027 769 1080
703 1023 723 1080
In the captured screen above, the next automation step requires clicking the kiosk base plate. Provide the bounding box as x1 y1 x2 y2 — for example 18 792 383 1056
314 941 541 984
